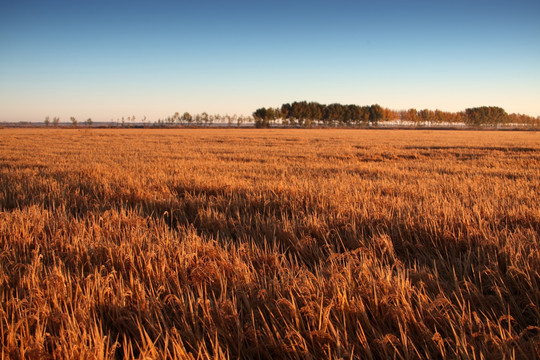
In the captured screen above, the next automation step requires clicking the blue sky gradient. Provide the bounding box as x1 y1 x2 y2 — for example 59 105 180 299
1 0 539 122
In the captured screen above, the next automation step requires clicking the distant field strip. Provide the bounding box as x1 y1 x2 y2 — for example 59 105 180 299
1 129 539 359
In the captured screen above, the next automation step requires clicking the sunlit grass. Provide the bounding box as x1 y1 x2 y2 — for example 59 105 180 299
1 128 539 359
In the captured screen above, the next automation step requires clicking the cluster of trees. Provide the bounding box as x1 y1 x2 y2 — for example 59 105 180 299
253 102 540 128
464 106 508 126
400 109 464 125
462 107 539 126
507 113 540 126
400 107 539 127
110 115 146 127
44 116 93 127
254 101 394 128
43 116 60 127
154 112 252 127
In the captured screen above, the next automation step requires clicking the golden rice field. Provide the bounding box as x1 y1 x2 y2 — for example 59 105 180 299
1 128 539 359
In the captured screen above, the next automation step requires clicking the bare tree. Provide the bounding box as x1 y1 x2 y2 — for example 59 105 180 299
44 116 50 127
182 112 192 125
201 112 209 126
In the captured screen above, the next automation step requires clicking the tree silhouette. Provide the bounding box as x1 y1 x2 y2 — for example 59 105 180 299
201 112 209 126
253 107 273 128
182 112 192 125
465 106 508 126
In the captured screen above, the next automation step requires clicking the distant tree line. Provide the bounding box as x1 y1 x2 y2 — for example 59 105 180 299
153 112 252 128
253 102 540 128
42 105 539 128
43 113 254 128
402 106 539 127
43 116 92 127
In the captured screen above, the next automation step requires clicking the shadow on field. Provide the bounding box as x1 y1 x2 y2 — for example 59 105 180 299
0 165 529 275
89 182 539 359
2 167 538 339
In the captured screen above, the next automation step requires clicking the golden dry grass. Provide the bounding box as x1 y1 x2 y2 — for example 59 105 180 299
1 128 539 359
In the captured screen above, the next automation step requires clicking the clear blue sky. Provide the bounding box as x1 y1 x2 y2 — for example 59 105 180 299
1 0 539 122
